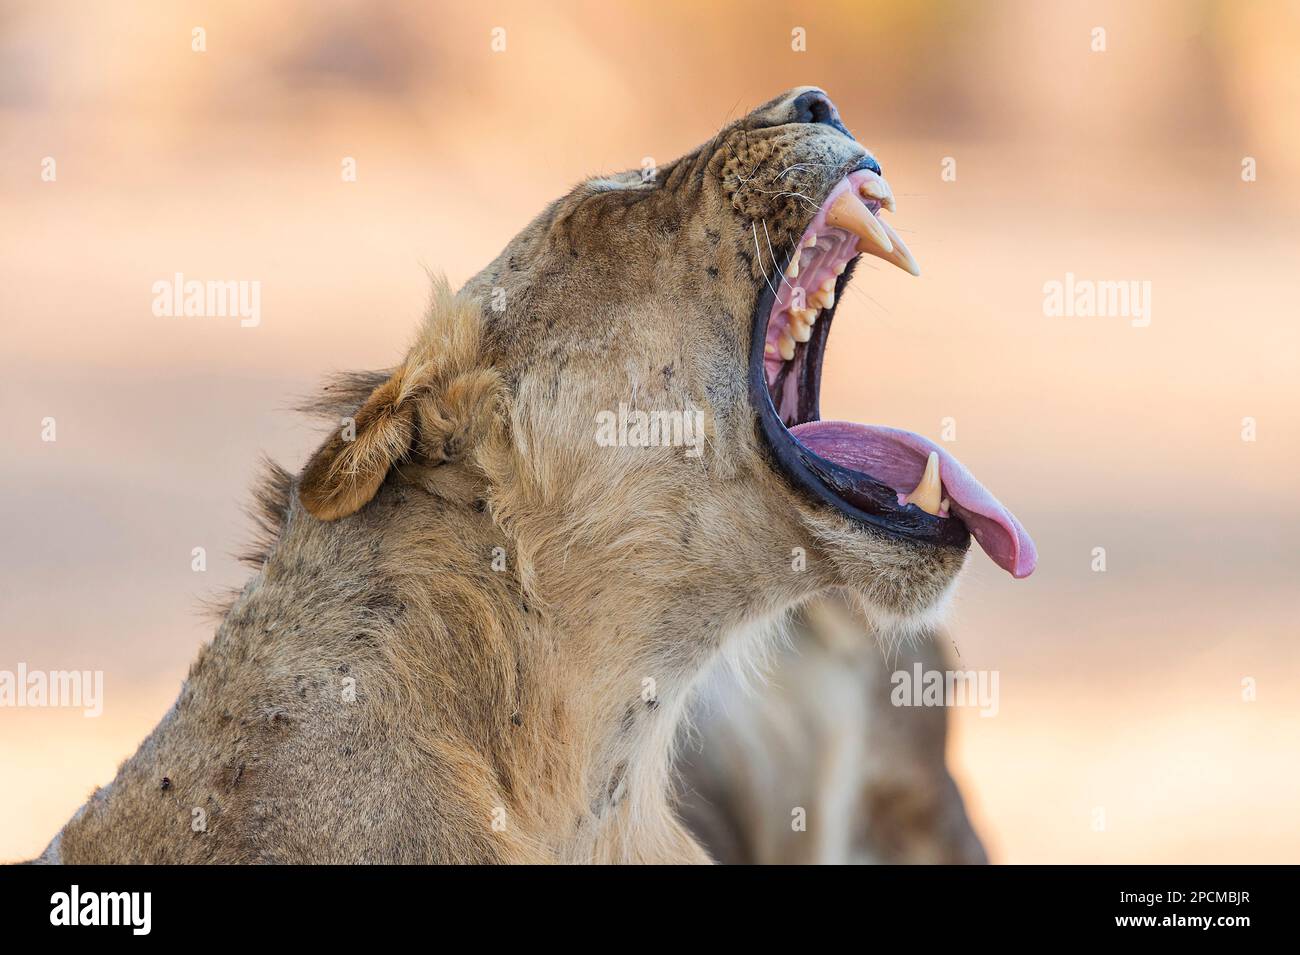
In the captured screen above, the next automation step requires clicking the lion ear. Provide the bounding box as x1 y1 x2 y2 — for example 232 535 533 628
299 278 502 521
299 367 421 521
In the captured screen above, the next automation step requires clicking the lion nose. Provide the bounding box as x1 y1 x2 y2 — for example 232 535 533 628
788 90 855 141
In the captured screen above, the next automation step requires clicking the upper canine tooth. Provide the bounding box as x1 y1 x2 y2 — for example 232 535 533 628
904 451 944 516
865 217 921 277
826 191 892 254
858 176 897 214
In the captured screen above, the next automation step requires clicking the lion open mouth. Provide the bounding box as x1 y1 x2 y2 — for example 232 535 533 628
750 166 1037 578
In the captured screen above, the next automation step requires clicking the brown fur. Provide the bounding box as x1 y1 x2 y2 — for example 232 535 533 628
38 88 967 864
677 598 988 864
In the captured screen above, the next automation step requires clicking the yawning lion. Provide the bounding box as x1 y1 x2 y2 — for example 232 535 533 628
34 88 1033 864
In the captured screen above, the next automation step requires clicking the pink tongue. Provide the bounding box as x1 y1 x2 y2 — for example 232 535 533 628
789 420 1037 578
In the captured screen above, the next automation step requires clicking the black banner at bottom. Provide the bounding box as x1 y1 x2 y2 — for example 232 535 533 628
0 864 1281 941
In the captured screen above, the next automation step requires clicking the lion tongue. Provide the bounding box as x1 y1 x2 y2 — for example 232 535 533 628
788 420 1037 578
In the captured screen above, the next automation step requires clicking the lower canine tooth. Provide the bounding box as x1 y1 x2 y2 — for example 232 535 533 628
778 332 796 360
904 451 944 516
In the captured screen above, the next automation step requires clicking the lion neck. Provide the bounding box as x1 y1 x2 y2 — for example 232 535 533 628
292 473 723 863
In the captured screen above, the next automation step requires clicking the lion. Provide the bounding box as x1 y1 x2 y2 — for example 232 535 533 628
677 597 989 864
32 87 1034 864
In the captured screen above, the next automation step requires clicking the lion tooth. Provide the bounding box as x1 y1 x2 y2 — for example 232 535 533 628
820 278 836 307
778 331 796 360
904 451 944 516
826 191 891 254
859 177 896 214
867 217 921 276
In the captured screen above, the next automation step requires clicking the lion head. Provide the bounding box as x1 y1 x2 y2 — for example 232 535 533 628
301 86 1035 653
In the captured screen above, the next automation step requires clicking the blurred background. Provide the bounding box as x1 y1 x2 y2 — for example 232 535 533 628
2 0 1298 862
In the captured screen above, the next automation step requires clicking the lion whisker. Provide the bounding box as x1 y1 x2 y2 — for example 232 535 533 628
752 222 780 301
773 160 843 181
762 221 794 292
